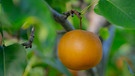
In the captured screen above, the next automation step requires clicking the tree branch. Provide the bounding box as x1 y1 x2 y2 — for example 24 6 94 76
22 27 35 48
45 2 75 32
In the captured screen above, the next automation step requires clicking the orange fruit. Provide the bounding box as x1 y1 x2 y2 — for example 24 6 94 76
58 30 102 70
68 69 78 76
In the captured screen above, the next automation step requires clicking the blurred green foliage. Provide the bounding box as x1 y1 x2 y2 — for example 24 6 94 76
95 0 135 28
0 44 27 76
99 27 109 40
0 0 135 76
106 28 135 76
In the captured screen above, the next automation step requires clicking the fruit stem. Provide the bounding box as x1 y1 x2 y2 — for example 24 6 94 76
70 10 82 29
63 10 82 29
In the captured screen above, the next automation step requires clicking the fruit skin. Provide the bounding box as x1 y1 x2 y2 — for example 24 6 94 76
68 69 78 76
58 30 102 70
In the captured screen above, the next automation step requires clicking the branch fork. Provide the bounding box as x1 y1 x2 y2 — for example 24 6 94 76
63 10 82 29
22 27 35 48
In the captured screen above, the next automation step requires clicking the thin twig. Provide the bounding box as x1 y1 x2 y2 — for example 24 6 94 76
63 10 82 29
71 10 82 29
56 30 66 34
22 27 35 48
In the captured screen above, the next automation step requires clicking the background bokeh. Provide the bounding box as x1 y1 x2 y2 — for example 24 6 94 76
0 0 135 76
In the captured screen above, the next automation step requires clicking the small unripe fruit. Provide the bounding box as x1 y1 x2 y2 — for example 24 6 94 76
58 30 102 70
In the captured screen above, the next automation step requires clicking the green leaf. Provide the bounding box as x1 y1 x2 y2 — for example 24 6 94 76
29 67 44 76
20 0 56 53
2 0 56 54
0 4 11 27
29 50 71 76
46 0 68 12
2 0 55 30
0 43 27 76
20 0 54 26
95 0 135 28
99 27 109 40
1 0 27 30
109 28 126 57
41 58 71 76
109 28 135 57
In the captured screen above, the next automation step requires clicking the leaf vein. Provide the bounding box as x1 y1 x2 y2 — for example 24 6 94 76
107 0 135 22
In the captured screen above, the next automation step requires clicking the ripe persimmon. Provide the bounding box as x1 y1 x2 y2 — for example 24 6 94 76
58 30 102 70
